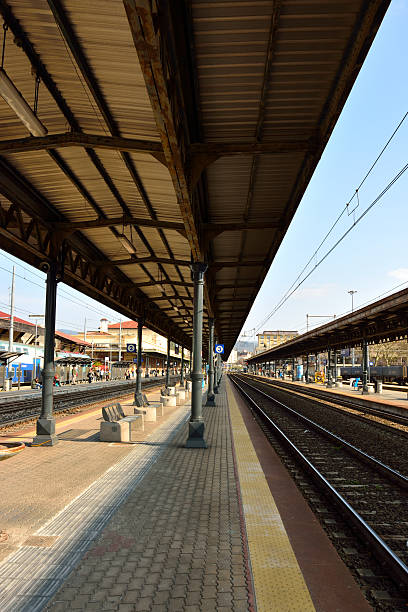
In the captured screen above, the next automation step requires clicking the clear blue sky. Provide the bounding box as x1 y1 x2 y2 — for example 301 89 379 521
0 0 407 339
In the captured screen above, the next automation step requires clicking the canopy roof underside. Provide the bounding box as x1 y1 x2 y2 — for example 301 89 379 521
0 0 390 353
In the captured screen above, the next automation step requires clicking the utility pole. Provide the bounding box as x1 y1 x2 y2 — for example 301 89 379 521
348 290 357 367
83 317 87 342
8 266 15 352
118 319 122 361
29 314 45 381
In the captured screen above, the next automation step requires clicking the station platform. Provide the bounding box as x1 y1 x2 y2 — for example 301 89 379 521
252 374 408 416
0 379 371 611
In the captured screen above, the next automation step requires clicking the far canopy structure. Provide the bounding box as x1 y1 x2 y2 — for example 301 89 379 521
248 288 408 365
55 356 93 366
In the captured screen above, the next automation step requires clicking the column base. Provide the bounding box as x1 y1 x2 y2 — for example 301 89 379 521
133 392 144 407
205 392 216 407
185 421 207 448
361 388 370 395
32 418 58 446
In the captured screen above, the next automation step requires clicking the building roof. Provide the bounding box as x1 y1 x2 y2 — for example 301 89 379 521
83 331 113 337
55 331 90 347
257 331 298 335
0 311 34 326
108 321 139 329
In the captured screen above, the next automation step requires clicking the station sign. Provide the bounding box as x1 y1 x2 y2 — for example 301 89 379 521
215 344 224 354
127 343 137 353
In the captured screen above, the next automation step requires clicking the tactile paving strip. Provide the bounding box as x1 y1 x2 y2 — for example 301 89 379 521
227 381 316 612
0 404 191 612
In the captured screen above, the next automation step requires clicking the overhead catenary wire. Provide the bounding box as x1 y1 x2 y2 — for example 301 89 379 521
0 259 122 324
266 111 408 319
254 159 408 334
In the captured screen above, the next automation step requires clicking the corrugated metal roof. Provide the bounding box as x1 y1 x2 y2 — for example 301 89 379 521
0 0 390 353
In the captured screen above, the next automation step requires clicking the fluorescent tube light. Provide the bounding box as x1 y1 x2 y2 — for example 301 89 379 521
0 68 47 137
118 234 137 255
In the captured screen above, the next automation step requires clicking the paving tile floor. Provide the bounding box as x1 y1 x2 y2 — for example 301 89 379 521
44 382 251 611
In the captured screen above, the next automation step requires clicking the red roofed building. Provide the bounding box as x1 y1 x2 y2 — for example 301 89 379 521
75 318 190 375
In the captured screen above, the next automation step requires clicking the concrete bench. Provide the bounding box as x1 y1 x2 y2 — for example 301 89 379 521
160 394 177 407
134 405 157 422
100 403 144 442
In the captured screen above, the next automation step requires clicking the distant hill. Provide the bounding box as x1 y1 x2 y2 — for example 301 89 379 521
234 340 256 352
58 329 80 336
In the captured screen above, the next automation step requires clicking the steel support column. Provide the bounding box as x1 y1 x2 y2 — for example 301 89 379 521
180 346 184 386
206 318 215 406
33 262 58 446
292 357 296 381
134 317 144 406
327 348 333 387
362 338 369 394
186 262 207 448
333 349 338 386
165 337 171 388
306 354 310 383
214 338 219 394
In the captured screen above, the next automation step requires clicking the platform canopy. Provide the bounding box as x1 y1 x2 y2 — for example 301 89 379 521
248 288 408 363
0 1 390 354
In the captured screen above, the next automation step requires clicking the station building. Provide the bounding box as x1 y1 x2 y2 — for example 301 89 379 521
0 311 90 386
76 318 190 376
256 330 299 353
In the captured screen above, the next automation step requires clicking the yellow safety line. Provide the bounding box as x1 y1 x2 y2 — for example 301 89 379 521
227 381 316 612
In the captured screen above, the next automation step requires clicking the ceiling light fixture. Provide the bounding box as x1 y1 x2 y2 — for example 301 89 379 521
0 68 47 137
118 233 137 255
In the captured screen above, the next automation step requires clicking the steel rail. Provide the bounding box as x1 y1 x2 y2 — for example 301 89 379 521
230 374 408 589
237 376 408 488
249 375 408 427
0 376 177 427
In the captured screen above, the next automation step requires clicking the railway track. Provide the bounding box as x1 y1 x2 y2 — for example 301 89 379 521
247 374 408 427
0 376 178 427
230 374 408 610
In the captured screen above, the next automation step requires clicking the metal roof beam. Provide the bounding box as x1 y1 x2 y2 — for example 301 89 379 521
55 217 185 233
123 0 201 263
108 258 265 268
101 257 191 268
203 221 280 232
0 133 310 159
128 281 193 289
190 140 312 156
0 132 163 156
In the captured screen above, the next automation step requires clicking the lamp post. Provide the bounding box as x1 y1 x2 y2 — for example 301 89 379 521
348 290 357 366
29 314 44 381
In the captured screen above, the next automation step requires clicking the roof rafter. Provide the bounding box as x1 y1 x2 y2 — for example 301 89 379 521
46 0 193 319
123 0 201 264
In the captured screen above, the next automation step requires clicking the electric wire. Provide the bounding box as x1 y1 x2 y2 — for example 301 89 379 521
0 264 121 326
262 111 408 323
254 159 408 333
